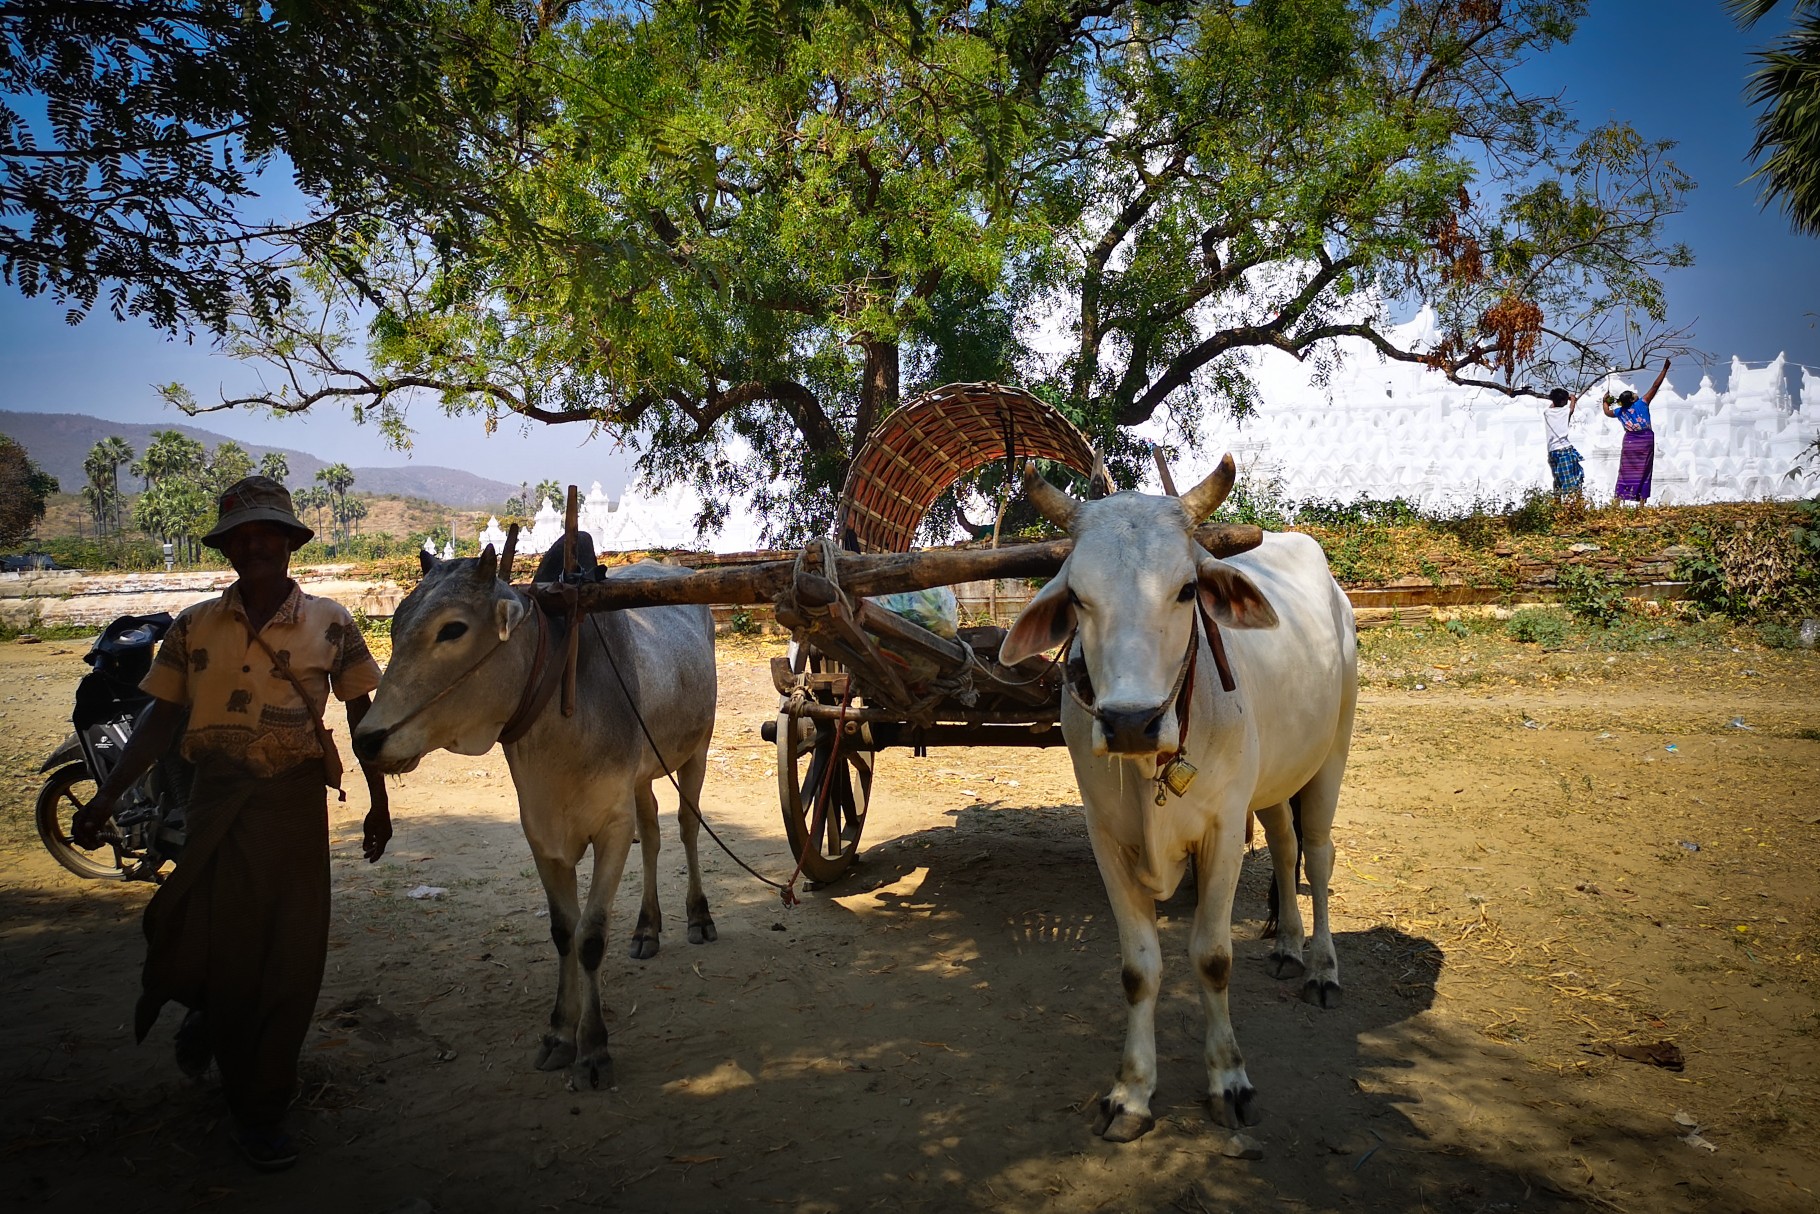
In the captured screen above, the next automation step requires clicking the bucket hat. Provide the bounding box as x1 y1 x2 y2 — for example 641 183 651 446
201 476 314 551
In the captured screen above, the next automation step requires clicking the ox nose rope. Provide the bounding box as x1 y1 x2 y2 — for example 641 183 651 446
1065 604 1235 806
376 595 555 743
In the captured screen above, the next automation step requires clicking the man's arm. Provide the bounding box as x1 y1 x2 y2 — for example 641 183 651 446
345 693 391 863
71 698 187 849
1644 358 1671 403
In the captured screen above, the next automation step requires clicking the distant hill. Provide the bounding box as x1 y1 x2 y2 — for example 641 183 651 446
0 410 519 508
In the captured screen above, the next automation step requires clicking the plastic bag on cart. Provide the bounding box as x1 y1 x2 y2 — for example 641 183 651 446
866 586 960 685
868 586 959 639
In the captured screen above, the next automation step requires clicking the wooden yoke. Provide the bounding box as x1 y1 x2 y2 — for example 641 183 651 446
524 523 1264 617
560 486 581 717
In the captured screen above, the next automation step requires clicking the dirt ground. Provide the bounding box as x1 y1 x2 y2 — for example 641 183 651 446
2 623 1817 1214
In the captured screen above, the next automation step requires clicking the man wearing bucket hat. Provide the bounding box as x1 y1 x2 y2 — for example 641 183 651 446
73 475 392 1171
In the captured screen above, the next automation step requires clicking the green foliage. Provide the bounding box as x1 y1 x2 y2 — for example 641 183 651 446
1557 564 1629 627
1507 489 1558 536
1506 608 1568 647
1443 618 1471 639
1730 0 1820 236
0 0 492 335
0 436 60 546
1433 494 1504 550
350 606 391 639
208 442 254 492
1295 497 1423 529
161 0 1694 546
1212 466 1295 531
727 609 760 636
1679 503 1820 620
33 534 176 572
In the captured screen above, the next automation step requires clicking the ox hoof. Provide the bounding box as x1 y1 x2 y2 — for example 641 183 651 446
1092 1098 1156 1143
1267 950 1306 980
535 1035 577 1072
572 1050 615 1090
628 935 661 961
1213 1084 1259 1129
1302 978 1343 1009
688 920 718 945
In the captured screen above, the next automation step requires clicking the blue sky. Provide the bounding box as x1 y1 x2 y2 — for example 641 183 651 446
1 0 1815 487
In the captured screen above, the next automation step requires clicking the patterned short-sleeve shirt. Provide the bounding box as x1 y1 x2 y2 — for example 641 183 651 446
141 581 382 777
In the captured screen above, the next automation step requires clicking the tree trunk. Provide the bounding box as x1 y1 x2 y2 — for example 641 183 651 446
855 340 899 457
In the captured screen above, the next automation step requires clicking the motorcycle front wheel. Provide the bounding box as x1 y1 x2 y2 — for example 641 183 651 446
36 763 128 880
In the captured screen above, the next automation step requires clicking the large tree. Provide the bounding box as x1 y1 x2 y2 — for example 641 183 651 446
0 0 516 334
0 434 58 546
168 0 1691 543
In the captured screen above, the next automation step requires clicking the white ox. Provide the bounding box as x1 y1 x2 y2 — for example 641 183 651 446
999 459 1357 1142
352 541 717 1089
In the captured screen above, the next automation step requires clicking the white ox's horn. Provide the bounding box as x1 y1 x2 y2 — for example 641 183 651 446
1022 460 1079 530
1179 454 1237 522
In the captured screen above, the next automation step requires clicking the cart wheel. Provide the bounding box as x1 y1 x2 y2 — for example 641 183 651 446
776 710 873 885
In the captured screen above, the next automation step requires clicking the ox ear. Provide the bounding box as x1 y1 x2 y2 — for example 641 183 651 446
476 543 498 583
495 594 528 642
999 573 1076 665
419 548 437 575
1196 555 1279 629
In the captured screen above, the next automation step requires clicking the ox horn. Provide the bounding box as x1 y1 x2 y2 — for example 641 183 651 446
1179 453 1237 523
1022 460 1079 530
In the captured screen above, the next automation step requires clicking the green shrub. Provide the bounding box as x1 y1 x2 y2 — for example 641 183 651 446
350 606 390 639
1756 620 1803 649
1507 608 1568 647
1428 493 1507 550
728 609 760 636
1295 496 1421 529
1443 618 1471 639
1507 489 1557 536
1678 508 1820 621
1216 467 1295 530
1557 564 1628 627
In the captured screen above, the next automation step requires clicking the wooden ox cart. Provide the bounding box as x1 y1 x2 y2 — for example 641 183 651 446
524 383 1259 884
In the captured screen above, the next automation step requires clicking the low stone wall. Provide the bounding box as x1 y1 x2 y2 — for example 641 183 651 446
0 564 405 629
2 542 1699 636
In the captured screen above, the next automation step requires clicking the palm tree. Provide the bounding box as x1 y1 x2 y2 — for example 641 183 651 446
259 450 289 485
97 436 133 534
84 437 135 539
1730 0 1820 235
535 479 564 512
316 463 356 545
292 486 329 537
208 441 253 492
83 448 111 538
342 495 369 538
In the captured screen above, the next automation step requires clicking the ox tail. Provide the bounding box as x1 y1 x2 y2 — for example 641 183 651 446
1263 793 1305 939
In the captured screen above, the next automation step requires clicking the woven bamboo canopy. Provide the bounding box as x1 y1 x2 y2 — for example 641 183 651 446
834 382 1100 554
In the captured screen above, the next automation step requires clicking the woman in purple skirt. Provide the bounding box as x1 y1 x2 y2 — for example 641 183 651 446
1603 359 1672 503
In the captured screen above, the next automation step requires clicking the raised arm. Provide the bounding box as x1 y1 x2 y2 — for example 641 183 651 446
1601 394 1618 418
1644 358 1671 403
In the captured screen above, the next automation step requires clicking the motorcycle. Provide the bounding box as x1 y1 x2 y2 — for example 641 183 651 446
36 612 192 882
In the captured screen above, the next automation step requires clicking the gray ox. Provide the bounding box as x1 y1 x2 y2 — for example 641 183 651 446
999 459 1357 1142
352 542 717 1088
